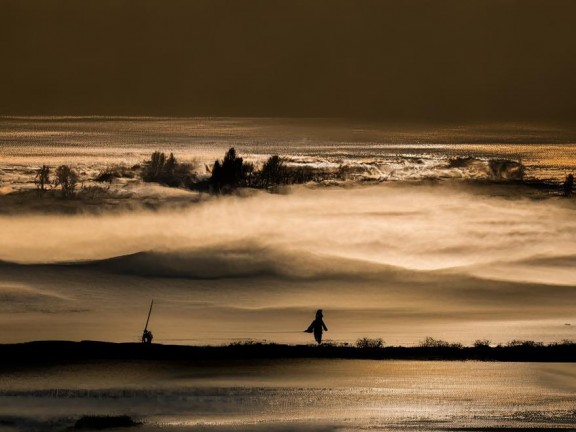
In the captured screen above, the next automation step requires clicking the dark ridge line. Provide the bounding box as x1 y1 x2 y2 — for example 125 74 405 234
0 341 575 365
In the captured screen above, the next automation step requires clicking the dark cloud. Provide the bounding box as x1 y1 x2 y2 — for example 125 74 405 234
2 0 576 121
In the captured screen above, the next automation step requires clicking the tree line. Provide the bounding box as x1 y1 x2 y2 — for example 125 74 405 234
33 148 576 199
31 148 323 199
142 147 321 194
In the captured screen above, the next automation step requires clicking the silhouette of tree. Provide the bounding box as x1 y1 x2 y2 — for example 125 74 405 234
34 165 50 191
563 173 574 196
142 151 166 182
210 160 223 192
142 151 195 187
163 153 176 178
221 147 244 186
242 161 255 187
54 165 78 198
209 148 252 193
260 155 285 187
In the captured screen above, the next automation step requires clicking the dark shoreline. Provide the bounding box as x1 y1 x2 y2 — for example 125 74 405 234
1 340 575 365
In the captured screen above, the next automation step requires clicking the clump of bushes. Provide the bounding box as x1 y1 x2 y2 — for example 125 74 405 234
94 165 135 185
206 148 319 194
419 337 463 349
356 337 384 349
506 340 544 348
141 151 196 187
139 148 351 194
256 155 318 188
209 147 255 193
473 339 491 348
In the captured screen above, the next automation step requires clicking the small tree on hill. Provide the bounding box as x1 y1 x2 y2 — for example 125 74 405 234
563 173 574 196
34 165 50 191
221 147 244 186
141 151 194 187
260 155 285 187
142 151 166 182
54 165 78 198
163 153 177 179
209 148 252 193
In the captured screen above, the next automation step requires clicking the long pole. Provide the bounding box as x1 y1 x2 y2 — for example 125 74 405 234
144 300 153 332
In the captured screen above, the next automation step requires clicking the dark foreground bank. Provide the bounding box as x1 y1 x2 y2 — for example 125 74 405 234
1 340 576 365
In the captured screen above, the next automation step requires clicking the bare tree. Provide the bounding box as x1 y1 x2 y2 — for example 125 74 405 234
34 165 50 191
54 165 78 198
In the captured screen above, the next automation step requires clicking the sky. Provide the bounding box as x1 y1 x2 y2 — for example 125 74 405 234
2 0 576 121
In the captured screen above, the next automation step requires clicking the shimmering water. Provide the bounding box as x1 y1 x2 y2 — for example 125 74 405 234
1 360 575 431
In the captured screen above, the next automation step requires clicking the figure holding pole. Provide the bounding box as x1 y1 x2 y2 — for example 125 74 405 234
142 300 154 344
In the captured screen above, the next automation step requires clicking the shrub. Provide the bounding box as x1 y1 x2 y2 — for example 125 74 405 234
356 337 384 349
473 339 491 348
94 166 136 188
419 337 462 349
555 339 576 347
506 340 544 348
95 169 115 184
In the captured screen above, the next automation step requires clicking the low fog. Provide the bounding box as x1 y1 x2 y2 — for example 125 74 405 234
0 184 575 345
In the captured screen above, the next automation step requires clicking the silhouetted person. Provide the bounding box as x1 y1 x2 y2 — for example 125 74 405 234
563 173 574 196
142 330 153 344
305 309 328 344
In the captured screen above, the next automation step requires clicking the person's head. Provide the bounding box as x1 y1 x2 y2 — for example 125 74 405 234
316 309 323 319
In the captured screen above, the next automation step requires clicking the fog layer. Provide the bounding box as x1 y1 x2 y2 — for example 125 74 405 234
0 184 575 344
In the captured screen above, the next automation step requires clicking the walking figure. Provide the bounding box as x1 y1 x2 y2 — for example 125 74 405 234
305 309 328 344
